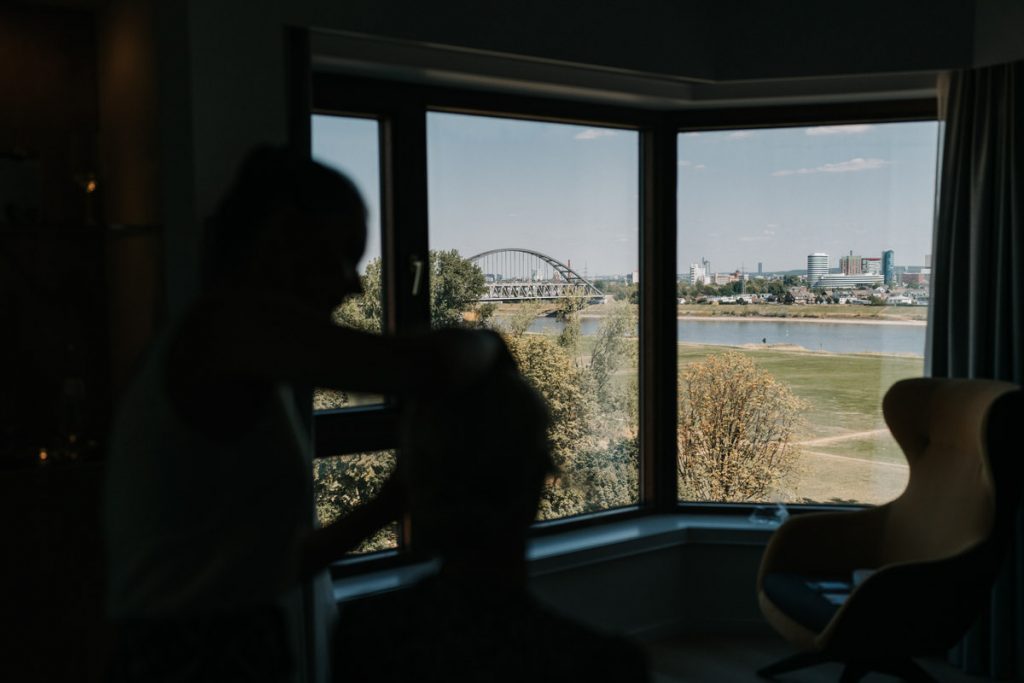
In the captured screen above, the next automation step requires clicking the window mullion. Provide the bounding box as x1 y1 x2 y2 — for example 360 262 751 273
640 116 679 511
382 102 431 334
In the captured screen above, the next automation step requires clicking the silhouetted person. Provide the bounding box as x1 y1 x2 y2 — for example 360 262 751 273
334 362 650 683
104 147 502 682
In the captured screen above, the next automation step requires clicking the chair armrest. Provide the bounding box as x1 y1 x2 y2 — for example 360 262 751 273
757 506 889 590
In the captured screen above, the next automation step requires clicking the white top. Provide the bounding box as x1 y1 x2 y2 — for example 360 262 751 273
104 320 334 681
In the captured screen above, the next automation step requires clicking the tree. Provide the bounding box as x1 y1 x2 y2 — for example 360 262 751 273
332 249 490 332
313 452 398 553
496 300 546 338
428 249 489 328
554 287 587 354
504 333 594 519
677 351 804 502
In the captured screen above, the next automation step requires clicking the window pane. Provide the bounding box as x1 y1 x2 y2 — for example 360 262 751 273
428 113 640 520
313 451 398 554
676 122 938 505
311 115 384 410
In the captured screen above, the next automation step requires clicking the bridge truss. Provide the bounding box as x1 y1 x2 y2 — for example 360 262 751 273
467 248 605 302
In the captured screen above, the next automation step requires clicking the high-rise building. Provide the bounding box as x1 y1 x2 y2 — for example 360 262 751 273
807 253 828 287
862 257 881 275
757 262 763 275
882 250 895 284
840 251 863 275
688 263 705 285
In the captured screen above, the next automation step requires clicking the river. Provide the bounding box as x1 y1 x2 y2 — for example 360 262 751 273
525 315 926 356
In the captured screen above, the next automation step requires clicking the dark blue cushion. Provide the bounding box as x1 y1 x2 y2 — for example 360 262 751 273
763 572 847 633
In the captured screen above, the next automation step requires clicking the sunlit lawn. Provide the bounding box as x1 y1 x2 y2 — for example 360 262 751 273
678 343 923 455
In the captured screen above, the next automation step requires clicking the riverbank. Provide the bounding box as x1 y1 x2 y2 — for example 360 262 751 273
674 303 927 323
495 301 927 324
670 314 926 327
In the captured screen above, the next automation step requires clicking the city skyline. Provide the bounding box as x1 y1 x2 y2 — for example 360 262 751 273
313 116 939 276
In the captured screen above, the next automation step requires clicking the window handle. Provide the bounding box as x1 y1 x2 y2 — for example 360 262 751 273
410 256 425 296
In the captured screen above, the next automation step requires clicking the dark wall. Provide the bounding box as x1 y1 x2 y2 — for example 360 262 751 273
0 4 98 225
297 0 716 80
709 0 975 80
294 0 981 82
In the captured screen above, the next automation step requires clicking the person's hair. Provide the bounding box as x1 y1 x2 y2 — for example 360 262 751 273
401 362 555 556
202 145 366 285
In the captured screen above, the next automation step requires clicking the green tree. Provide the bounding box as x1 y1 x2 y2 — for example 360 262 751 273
554 287 587 354
504 334 593 518
313 452 398 553
429 249 489 328
677 351 805 502
497 300 545 338
332 249 490 332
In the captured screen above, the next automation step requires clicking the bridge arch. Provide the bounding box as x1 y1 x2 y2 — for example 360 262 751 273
467 248 605 302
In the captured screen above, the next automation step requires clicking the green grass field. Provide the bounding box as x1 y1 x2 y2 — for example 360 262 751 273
679 344 921 502
534 326 923 503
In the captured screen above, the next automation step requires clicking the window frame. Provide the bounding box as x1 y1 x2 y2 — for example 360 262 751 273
308 71 938 573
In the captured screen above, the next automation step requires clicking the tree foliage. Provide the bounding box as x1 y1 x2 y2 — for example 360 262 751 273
428 249 490 328
677 351 804 502
315 250 641 532
313 452 398 553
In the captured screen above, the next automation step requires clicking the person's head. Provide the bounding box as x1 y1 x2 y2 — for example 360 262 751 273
203 146 367 315
401 359 554 561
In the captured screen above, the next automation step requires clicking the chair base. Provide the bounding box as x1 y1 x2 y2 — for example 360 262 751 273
757 651 938 682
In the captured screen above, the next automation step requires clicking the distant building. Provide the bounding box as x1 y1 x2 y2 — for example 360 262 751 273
712 273 732 285
840 251 863 275
902 272 929 286
862 257 881 275
629 270 640 285
882 250 895 285
807 253 829 287
817 273 884 289
688 263 706 285
757 262 763 275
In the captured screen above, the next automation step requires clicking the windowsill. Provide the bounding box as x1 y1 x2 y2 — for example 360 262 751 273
332 514 778 604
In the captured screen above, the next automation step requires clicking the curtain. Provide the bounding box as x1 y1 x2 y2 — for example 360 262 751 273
928 60 1024 679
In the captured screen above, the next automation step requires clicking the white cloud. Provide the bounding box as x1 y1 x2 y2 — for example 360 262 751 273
805 124 874 136
574 128 616 140
727 131 755 140
678 160 693 167
771 157 890 176
740 228 776 242
694 164 706 170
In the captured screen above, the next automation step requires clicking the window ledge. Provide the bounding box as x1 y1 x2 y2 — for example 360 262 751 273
332 514 777 604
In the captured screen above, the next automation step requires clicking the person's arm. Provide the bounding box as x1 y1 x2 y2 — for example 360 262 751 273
296 472 407 579
172 291 504 397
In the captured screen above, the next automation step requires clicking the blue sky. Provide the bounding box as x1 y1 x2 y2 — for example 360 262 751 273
313 115 938 276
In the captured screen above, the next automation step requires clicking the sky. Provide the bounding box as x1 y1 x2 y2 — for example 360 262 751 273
312 114 938 276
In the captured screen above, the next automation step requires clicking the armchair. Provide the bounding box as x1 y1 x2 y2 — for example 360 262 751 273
756 378 1023 682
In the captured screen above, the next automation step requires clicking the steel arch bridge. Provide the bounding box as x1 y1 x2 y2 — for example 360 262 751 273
467 248 605 302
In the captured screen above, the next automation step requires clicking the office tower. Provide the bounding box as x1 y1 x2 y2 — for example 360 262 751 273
840 250 863 275
807 253 828 286
882 250 895 285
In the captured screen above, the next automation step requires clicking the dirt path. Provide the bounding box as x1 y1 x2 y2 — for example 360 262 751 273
795 428 890 447
800 450 908 469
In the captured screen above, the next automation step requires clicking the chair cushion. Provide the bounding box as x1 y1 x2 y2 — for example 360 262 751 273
762 573 846 633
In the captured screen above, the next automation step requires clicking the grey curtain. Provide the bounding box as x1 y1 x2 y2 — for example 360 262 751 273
929 60 1024 679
